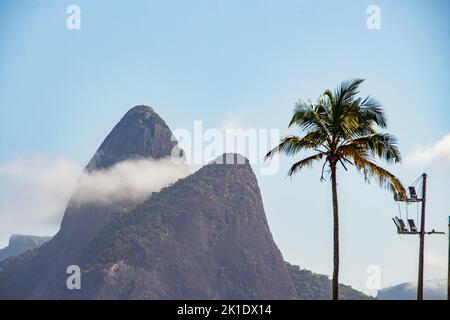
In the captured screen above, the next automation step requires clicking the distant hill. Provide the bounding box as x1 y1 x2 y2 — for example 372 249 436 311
286 262 374 300
0 235 51 262
377 279 446 300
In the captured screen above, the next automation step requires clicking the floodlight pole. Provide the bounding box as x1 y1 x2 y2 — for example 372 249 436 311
417 173 427 300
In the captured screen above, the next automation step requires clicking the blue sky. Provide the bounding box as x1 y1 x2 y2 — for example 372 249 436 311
0 0 449 295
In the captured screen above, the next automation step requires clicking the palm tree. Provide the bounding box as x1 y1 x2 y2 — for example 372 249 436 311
265 79 407 300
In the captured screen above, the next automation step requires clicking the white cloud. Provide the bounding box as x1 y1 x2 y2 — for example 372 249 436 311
0 156 189 247
405 133 450 166
72 157 189 204
425 252 448 276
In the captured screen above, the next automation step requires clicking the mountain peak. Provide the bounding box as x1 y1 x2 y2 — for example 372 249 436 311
86 105 181 171
209 153 250 166
54 105 183 285
123 105 155 117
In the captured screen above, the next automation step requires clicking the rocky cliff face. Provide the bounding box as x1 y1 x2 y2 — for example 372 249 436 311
0 107 296 299
85 105 182 171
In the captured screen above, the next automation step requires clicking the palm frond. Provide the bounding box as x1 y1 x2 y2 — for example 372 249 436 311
358 96 387 128
288 153 324 177
264 133 325 160
341 148 406 198
289 101 331 137
337 98 387 141
289 101 314 128
323 89 335 106
334 78 365 108
343 133 401 163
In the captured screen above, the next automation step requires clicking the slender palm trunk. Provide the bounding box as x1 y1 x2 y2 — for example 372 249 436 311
331 163 339 300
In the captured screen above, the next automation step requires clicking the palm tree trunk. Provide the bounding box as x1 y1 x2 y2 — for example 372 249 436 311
331 163 339 300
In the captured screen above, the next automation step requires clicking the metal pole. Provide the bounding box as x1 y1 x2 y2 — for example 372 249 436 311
417 173 427 300
447 216 449 301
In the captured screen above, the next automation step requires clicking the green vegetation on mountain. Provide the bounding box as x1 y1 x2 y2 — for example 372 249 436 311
286 262 374 300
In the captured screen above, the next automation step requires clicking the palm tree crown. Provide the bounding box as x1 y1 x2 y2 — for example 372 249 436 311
265 78 406 198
